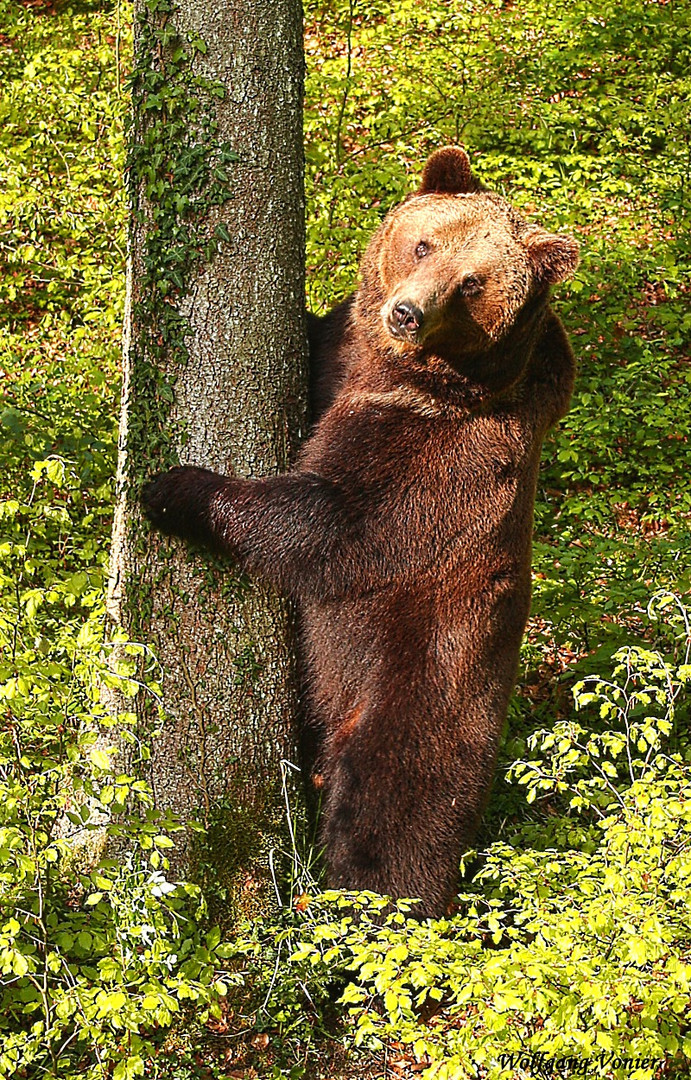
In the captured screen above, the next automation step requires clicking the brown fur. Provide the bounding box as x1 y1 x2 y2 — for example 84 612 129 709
143 148 578 917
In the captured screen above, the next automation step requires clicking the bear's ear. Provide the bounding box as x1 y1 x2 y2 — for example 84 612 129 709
418 147 475 195
524 228 580 285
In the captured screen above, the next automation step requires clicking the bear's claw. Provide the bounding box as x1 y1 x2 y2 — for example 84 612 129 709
142 467 193 535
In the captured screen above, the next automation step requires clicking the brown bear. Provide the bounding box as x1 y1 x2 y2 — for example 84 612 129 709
143 147 578 918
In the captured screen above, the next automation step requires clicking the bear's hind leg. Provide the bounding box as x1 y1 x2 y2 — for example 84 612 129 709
320 712 469 918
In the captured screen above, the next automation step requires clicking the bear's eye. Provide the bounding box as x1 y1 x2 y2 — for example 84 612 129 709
415 241 430 259
460 275 483 297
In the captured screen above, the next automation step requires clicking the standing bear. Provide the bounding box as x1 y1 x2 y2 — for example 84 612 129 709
143 147 578 918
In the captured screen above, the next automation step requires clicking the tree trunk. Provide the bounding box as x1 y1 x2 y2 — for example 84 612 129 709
107 0 307 916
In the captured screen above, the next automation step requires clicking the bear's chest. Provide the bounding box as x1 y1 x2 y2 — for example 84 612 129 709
319 401 537 510
303 396 542 575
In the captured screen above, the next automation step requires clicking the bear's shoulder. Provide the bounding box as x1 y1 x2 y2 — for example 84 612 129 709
308 297 359 423
520 307 576 426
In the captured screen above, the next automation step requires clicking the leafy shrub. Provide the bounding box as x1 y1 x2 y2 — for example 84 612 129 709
248 597 691 1079
0 459 235 1080
0 6 232 1078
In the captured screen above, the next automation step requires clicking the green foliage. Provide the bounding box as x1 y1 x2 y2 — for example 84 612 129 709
0 5 229 1078
244 601 691 1079
1 0 690 1077
510 594 691 821
0 453 232 1080
0 0 126 333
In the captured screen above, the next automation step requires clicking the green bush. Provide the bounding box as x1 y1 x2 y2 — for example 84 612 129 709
249 597 691 1079
0 5 230 1077
0 457 235 1078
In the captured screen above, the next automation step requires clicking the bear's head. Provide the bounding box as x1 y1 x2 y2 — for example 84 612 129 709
357 147 579 388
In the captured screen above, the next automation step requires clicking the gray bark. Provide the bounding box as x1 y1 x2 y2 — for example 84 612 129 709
107 0 307 913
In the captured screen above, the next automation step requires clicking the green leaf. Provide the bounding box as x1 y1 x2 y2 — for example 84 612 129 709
90 748 112 770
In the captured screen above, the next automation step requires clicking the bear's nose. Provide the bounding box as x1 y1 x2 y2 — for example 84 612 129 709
392 301 423 335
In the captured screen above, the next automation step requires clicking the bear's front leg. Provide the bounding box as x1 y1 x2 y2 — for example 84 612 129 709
143 466 398 601
142 465 233 553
